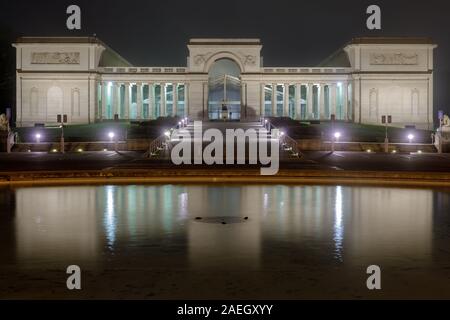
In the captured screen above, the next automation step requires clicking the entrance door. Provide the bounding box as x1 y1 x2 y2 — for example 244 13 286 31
208 59 241 120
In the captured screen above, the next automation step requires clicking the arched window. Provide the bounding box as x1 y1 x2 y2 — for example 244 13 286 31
208 58 242 120
411 89 419 117
30 88 38 115
47 86 63 122
71 88 81 117
369 89 378 120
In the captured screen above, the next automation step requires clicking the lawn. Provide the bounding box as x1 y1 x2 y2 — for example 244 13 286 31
14 118 180 143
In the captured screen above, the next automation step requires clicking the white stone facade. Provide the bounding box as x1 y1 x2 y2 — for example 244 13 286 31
13 37 437 129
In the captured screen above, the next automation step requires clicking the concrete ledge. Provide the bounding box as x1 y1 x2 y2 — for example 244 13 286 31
1 169 450 187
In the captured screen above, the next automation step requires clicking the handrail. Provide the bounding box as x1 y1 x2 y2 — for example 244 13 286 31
260 117 302 158
143 134 168 158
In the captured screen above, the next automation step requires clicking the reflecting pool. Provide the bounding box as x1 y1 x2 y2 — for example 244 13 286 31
0 185 449 299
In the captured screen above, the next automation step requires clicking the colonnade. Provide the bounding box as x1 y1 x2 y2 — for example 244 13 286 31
260 82 352 121
98 82 188 120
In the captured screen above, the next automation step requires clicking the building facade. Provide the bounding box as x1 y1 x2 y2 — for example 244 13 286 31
13 37 437 129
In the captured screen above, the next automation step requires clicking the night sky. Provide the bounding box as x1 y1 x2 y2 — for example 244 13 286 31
1 0 449 118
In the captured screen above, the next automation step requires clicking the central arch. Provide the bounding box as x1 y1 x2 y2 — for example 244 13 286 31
208 58 242 120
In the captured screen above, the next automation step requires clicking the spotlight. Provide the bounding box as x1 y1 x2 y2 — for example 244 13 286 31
35 133 41 143
407 134 414 143
108 132 115 141
77 148 83 152
366 149 372 153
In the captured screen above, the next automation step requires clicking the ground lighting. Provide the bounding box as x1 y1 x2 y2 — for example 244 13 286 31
108 132 115 142
408 133 415 143
35 133 41 143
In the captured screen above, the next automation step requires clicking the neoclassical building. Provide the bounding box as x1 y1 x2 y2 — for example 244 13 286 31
13 37 436 128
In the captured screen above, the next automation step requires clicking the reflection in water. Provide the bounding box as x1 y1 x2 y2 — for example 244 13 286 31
104 185 116 247
334 186 344 262
4 185 448 274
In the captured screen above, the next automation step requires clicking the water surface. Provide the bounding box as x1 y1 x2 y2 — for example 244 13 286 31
0 185 449 299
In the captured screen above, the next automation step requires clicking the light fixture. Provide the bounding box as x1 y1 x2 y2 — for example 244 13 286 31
407 134 414 143
108 132 115 141
366 149 372 153
392 150 397 154
51 149 58 153
77 148 83 152
164 131 171 137
35 133 41 143
417 150 422 154
334 132 341 141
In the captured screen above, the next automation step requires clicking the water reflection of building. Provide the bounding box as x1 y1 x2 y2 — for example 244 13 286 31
187 186 262 270
15 186 100 266
12 185 434 271
347 187 432 266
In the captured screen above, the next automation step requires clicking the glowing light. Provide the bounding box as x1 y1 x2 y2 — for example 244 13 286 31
103 148 108 152
417 150 422 154
334 132 341 141
108 132 115 141
35 133 41 143
77 148 83 152
392 150 397 154
164 131 171 137
408 134 414 143
366 149 372 153
51 149 58 153
337 82 342 87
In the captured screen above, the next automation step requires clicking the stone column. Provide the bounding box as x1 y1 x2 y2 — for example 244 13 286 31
148 83 154 119
173 83 178 117
330 83 337 119
319 83 325 120
295 84 301 120
260 83 265 116
123 82 130 119
184 83 189 117
283 84 290 117
112 82 119 119
101 81 108 120
160 83 166 117
342 81 348 121
136 82 142 119
307 83 313 119
271 83 277 116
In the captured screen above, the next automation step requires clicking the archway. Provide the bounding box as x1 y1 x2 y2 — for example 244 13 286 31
208 58 241 120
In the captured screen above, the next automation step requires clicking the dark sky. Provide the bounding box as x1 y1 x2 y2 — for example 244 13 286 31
1 0 449 116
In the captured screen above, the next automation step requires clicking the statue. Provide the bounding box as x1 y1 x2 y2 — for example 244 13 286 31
0 113 10 132
441 115 450 133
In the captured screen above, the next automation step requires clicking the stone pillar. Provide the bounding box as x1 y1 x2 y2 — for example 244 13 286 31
342 81 348 121
319 83 325 120
173 83 178 117
112 82 119 118
184 83 189 117
307 83 313 119
260 83 265 116
123 82 130 119
295 84 301 120
101 81 108 120
330 83 337 119
148 83 154 119
283 84 290 117
271 83 277 116
136 82 142 119
161 83 166 117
